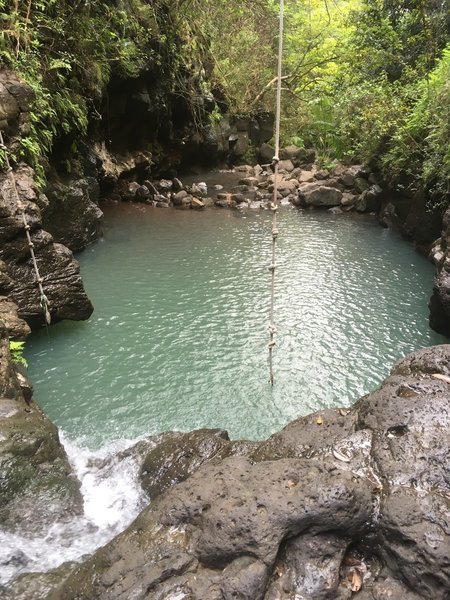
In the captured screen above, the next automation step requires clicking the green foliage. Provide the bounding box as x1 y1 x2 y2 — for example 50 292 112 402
0 0 185 181
9 340 28 368
0 0 449 208
385 45 450 204
179 0 277 115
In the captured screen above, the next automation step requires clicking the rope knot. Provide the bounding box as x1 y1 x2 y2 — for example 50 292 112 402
40 294 51 325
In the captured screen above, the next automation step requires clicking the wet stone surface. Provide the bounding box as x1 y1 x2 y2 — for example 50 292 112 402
9 345 446 600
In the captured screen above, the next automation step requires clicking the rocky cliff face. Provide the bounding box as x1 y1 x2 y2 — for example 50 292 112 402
0 71 94 327
428 208 450 336
2 345 447 600
0 163 93 326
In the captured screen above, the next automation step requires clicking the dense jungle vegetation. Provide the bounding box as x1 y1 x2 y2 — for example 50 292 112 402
0 0 449 204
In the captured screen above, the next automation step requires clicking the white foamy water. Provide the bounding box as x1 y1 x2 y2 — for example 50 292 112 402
0 433 150 585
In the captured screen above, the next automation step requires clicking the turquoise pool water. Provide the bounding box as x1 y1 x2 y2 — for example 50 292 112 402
26 204 445 448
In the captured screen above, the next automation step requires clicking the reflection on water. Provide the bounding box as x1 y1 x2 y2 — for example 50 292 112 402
26 204 445 448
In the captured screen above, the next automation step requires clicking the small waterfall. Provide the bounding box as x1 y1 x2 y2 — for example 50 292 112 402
0 433 150 585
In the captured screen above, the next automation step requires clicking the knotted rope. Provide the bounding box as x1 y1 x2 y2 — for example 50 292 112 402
0 130 51 325
268 0 284 385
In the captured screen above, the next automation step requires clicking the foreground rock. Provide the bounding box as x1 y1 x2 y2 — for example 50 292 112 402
21 345 448 599
0 327 83 539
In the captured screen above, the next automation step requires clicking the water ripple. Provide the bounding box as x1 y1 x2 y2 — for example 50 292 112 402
26 206 446 448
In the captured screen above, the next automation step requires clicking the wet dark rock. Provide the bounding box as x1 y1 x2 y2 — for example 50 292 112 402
143 180 158 196
2 562 78 600
231 193 246 204
172 177 184 192
355 184 383 213
172 190 189 206
354 176 370 193
429 271 450 336
158 179 173 192
0 296 30 340
140 429 231 499
0 164 93 326
215 199 229 208
0 329 83 536
135 184 151 201
429 208 450 335
49 345 450 599
378 201 397 228
259 143 275 164
43 178 103 252
232 184 249 193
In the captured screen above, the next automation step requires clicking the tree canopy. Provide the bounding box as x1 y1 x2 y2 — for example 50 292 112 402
0 0 449 203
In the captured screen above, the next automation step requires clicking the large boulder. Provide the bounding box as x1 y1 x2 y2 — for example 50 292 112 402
45 345 450 600
43 178 103 252
0 164 93 326
298 182 343 208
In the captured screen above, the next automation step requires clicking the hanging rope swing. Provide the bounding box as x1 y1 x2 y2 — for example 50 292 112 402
0 130 51 325
268 0 285 386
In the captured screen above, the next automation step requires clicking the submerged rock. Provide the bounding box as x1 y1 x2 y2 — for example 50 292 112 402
42 345 450 599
